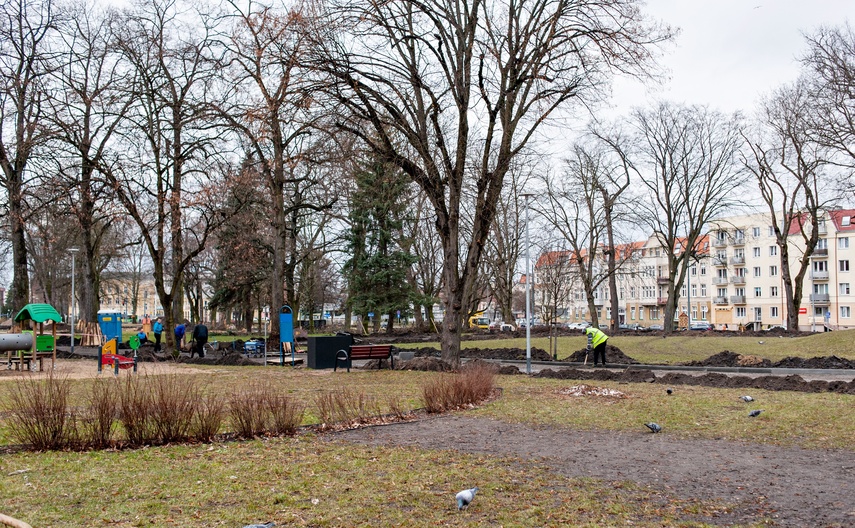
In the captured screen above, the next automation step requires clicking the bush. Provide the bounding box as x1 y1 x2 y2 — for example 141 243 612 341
193 393 226 443
118 375 156 446
313 388 381 428
80 377 118 449
228 383 268 438
422 363 496 413
264 392 305 435
4 372 77 450
149 374 200 443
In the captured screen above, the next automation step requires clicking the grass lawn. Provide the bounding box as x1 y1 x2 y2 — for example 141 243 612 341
399 328 855 364
1 366 851 526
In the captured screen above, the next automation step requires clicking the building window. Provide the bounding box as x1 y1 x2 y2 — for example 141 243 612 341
753 227 760 237
770 265 778 277
840 260 850 272
754 287 762 297
700 264 706 276
690 265 697 276
753 247 760 257
691 284 697 297
639 308 645 320
770 306 778 318
631 307 636 320
701 306 709 320
771 286 779 297
769 245 777 256
841 283 850 295
701 284 707 296
841 306 851 319
839 237 849 249
753 266 761 277
768 226 775 236
736 307 746 318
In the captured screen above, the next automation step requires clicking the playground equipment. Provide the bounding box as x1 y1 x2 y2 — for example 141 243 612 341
278 305 297 366
98 337 137 375
3 304 61 371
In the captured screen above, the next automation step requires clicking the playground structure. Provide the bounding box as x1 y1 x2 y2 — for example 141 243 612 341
98 337 138 375
3 304 61 371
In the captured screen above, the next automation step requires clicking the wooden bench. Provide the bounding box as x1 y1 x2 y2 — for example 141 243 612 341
335 344 394 372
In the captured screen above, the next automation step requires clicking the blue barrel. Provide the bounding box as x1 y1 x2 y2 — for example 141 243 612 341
97 310 123 343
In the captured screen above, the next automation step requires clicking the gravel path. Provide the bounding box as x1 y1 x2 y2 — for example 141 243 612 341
334 414 855 527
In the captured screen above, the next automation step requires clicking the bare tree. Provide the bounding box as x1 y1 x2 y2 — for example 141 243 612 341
742 80 834 331
314 0 670 363
535 243 572 359
802 24 855 173
629 102 745 332
0 0 58 310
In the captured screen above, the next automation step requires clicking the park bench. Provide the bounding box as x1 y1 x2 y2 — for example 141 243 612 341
334 344 395 372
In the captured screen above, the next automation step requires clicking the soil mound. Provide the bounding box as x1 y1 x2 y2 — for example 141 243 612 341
413 346 554 362
771 355 855 369
685 351 855 369
395 357 454 372
563 344 639 364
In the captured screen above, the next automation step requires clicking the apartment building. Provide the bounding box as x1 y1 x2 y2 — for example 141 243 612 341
534 209 855 331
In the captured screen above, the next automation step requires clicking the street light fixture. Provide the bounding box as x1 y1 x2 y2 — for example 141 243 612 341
522 193 534 375
69 248 79 354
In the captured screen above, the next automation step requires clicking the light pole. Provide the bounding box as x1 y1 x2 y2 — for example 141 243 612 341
523 193 534 375
69 248 79 354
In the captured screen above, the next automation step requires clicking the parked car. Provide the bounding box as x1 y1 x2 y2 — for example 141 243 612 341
566 321 591 330
688 321 713 331
619 323 647 331
648 324 664 331
489 321 515 332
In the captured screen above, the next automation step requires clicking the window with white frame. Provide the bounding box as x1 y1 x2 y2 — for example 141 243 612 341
839 237 849 249
754 266 761 277
840 260 850 272
769 245 777 256
701 305 708 319
736 307 746 317
841 306 851 318
771 286 779 297
691 284 697 297
770 306 778 318
753 227 760 237
770 265 778 276
700 264 706 275
753 247 760 257
768 226 775 236
639 308 645 320
754 287 762 297
701 284 707 296
690 265 697 276
840 283 850 295
631 307 636 320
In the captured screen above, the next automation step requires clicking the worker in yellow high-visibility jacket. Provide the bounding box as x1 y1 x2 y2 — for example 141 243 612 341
584 327 609 367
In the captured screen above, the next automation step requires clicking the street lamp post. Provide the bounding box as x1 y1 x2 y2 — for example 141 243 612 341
69 248 79 354
523 193 534 375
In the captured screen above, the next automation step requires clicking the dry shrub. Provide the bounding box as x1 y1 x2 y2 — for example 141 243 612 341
228 383 268 438
80 377 119 449
193 393 226 442
264 393 305 435
149 374 199 443
422 363 496 413
4 372 77 450
313 388 381 428
118 375 156 446
387 395 406 421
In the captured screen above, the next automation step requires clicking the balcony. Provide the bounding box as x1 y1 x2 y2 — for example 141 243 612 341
813 247 828 257
732 236 745 246
730 295 746 304
730 276 746 285
818 224 827 235
811 271 830 281
712 276 729 285
657 276 671 285
713 238 728 248
712 257 728 266
641 298 660 306
730 255 745 265
810 293 830 304
656 297 668 306
713 296 728 305
593 297 605 306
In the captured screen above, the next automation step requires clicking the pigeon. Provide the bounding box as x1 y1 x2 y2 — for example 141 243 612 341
666 388 673 395
748 409 764 417
242 523 275 528
740 395 754 402
456 487 479 510
644 422 662 433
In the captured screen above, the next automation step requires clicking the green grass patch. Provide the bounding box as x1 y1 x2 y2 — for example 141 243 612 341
399 329 855 364
0 435 740 527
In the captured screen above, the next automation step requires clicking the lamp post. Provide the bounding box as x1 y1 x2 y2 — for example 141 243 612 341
523 193 534 375
69 248 79 354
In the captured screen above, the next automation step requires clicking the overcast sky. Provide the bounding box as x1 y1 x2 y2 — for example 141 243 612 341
608 0 855 116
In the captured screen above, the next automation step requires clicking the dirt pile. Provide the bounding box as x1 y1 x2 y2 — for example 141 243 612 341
534 367 855 394
683 351 855 369
413 346 554 362
394 357 454 372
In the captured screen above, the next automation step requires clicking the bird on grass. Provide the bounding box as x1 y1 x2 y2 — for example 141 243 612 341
456 487 479 510
242 523 275 528
748 409 764 417
644 422 662 433
740 395 754 402
666 388 673 395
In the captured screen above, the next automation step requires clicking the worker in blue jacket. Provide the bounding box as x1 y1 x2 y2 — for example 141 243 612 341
153 317 163 352
585 327 609 367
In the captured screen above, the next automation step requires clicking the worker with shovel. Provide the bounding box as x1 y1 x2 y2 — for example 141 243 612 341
584 326 609 367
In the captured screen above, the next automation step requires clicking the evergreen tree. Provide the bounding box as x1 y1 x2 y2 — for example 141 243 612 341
345 160 417 333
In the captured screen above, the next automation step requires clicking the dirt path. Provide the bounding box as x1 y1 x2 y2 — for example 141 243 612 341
333 414 855 527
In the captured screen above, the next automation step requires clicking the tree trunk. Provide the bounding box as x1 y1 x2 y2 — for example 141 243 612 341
8 184 30 310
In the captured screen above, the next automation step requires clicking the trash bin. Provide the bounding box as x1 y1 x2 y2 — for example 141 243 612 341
307 334 353 369
97 310 123 344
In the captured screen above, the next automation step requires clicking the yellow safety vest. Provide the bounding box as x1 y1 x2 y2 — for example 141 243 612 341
585 327 608 347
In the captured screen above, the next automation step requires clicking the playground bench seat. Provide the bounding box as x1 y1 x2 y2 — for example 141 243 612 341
334 344 395 372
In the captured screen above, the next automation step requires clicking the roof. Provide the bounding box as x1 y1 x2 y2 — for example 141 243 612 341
14 303 63 323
